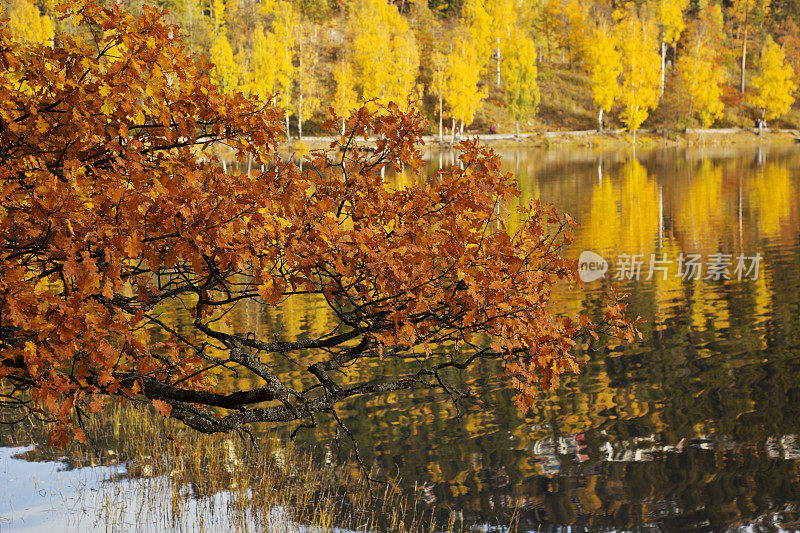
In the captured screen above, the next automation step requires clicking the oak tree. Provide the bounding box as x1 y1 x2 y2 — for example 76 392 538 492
0 1 638 446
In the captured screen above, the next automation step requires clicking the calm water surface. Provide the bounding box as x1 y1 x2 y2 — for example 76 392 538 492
3 144 800 532
289 144 800 531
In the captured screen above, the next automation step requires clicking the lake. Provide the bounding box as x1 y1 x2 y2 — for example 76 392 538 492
2 143 800 532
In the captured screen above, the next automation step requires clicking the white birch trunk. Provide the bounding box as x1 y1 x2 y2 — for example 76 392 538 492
438 94 443 142
496 36 501 87
660 41 666 97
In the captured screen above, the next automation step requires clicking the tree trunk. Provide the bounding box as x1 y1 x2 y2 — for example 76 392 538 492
438 94 443 143
285 110 290 141
740 0 750 93
298 97 303 139
660 40 666 97
496 36 501 87
452 117 456 143
598 108 603 132
298 44 303 140
341 72 346 134
547 37 552 64
515 120 520 139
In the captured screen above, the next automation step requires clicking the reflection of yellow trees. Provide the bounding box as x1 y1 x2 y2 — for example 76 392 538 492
583 176 621 255
749 265 772 350
752 267 771 325
521 370 616 436
581 159 659 258
577 475 603 515
516 167 541 203
688 278 730 332
513 366 669 451
500 154 541 237
653 235 685 328
620 159 660 257
673 159 724 254
751 163 794 237
391 167 416 190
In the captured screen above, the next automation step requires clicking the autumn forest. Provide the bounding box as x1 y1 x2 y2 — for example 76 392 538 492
3 0 800 529
4 0 800 138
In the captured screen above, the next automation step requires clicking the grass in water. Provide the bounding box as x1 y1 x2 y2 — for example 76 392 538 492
1 404 511 532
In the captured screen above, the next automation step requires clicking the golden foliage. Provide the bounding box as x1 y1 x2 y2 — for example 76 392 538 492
501 28 539 124
347 0 420 108
444 35 488 128
751 37 797 120
617 7 661 133
678 4 725 127
5 0 54 44
0 1 638 445
584 25 622 118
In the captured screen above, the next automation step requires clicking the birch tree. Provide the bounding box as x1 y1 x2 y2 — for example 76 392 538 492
502 29 539 137
332 57 358 134
730 0 771 92
431 50 448 141
348 0 419 108
678 3 725 127
751 37 797 124
293 24 323 139
617 8 661 141
487 0 517 87
445 35 487 139
257 1 295 138
460 0 493 69
584 24 622 131
6 0 54 44
657 0 689 95
210 33 241 94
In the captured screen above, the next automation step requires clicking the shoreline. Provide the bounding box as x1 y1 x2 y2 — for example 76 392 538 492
285 128 800 152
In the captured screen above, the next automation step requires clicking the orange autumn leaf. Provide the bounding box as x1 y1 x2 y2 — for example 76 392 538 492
0 0 639 446
152 400 173 418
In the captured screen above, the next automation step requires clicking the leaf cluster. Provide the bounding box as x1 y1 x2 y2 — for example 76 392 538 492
0 1 639 446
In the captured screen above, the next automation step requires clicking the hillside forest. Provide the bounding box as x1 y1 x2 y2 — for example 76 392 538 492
3 0 800 137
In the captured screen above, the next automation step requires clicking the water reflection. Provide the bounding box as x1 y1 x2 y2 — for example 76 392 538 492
5 145 800 531
299 145 800 531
